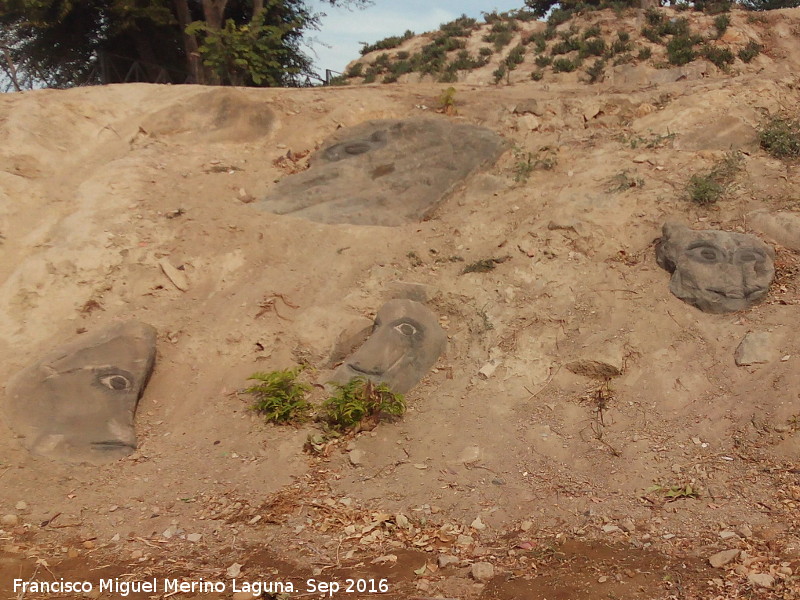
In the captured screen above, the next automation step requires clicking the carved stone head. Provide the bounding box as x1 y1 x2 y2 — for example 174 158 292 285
3 321 157 463
655 222 775 313
331 300 447 394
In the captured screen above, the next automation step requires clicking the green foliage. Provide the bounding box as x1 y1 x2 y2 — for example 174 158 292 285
687 151 743 205
738 41 762 62
548 8 575 26
187 9 308 87
531 70 545 80
551 37 581 55
440 15 478 37
448 50 488 71
607 170 644 192
626 131 677 149
362 66 377 83
322 378 405 432
759 115 800 158
552 56 580 72
493 64 508 83
479 47 494 57
245 368 312 424
646 483 700 501
580 37 606 57
505 44 527 69
535 54 553 67
645 7 665 26
585 58 606 83
583 24 602 39
346 62 364 77
713 14 731 38
701 44 734 69
483 19 519 51
611 31 633 54
637 47 653 60
360 30 414 55
666 35 697 65
438 86 457 111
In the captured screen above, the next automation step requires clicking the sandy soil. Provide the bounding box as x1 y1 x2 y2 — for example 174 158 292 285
1 7 799 600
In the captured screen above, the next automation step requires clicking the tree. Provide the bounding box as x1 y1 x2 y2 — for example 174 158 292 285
0 0 368 90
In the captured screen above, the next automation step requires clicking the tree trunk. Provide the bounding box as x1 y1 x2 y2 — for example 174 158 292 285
201 0 228 30
1 47 22 91
172 0 204 84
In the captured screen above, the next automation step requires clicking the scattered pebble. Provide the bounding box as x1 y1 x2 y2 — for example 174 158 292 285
1 514 19 527
709 549 739 568
348 449 364 466
438 554 460 568
747 572 774 588
471 561 494 582
470 516 486 531
15 501 27 511
602 524 622 534
187 533 202 543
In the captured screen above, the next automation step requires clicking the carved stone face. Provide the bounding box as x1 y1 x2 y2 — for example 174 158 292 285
331 300 447 394
656 222 775 314
3 321 157 463
259 118 506 226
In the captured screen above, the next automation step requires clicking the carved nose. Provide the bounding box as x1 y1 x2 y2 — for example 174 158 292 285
707 287 744 299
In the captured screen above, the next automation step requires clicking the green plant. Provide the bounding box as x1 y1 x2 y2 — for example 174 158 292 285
493 64 507 83
713 14 731 38
641 26 662 43
438 86 457 113
360 30 414 55
531 70 544 81
396 50 410 60
607 170 644 191
479 46 494 57
666 35 696 65
535 54 553 67
611 31 633 54
552 57 580 72
322 377 405 432
580 37 606 57
738 40 762 62
583 24 602 39
637 47 652 60
551 37 580 55
483 19 519 51
513 148 535 182
626 131 677 148
245 367 312 424
759 115 800 158
645 7 665 26
362 66 377 83
346 62 364 78
702 44 734 69
440 15 478 38
505 44 526 69
687 150 743 204
645 483 700 501
585 58 606 83
548 7 574 26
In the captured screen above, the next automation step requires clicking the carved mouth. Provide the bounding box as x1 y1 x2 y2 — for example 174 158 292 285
91 440 135 451
705 287 766 300
346 364 385 377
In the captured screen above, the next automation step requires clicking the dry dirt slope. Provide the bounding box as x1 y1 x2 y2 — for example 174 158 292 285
0 6 799 600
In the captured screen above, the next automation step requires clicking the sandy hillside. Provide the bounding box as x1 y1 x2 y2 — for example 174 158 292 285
1 6 799 600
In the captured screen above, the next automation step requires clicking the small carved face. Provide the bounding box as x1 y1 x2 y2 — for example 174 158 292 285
331 299 446 394
656 223 775 313
3 321 156 463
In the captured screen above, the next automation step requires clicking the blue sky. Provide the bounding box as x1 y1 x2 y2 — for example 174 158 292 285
305 0 527 74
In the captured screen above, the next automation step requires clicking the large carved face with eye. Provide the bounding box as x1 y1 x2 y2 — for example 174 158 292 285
656 222 775 314
331 300 447 394
3 321 156 463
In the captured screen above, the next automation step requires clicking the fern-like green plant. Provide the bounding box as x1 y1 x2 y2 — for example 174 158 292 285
245 367 312 424
322 377 405 432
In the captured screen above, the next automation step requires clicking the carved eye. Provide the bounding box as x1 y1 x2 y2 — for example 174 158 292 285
99 374 131 391
738 251 759 262
688 245 720 263
344 142 371 155
394 322 417 336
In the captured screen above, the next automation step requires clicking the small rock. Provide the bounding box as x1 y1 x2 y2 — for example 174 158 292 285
1 514 19 527
395 513 410 529
517 114 541 132
456 534 474 547
15 501 27 512
747 572 774 588
520 520 533 532
130 550 143 560
438 554 460 568
158 258 189 292
737 524 753 539
602 524 622 534
83 540 95 550
709 549 739 568
226 562 242 578
734 332 778 366
566 352 623 379
478 360 500 379
67 548 79 558
187 533 202 543
348 449 364 467
620 518 636 533
470 516 487 531
471 562 495 582
110 533 120 542
719 530 737 540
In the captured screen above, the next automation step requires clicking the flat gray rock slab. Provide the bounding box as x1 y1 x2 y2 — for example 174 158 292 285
330 299 446 394
3 321 156 464
656 222 775 314
734 332 778 366
259 118 507 226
